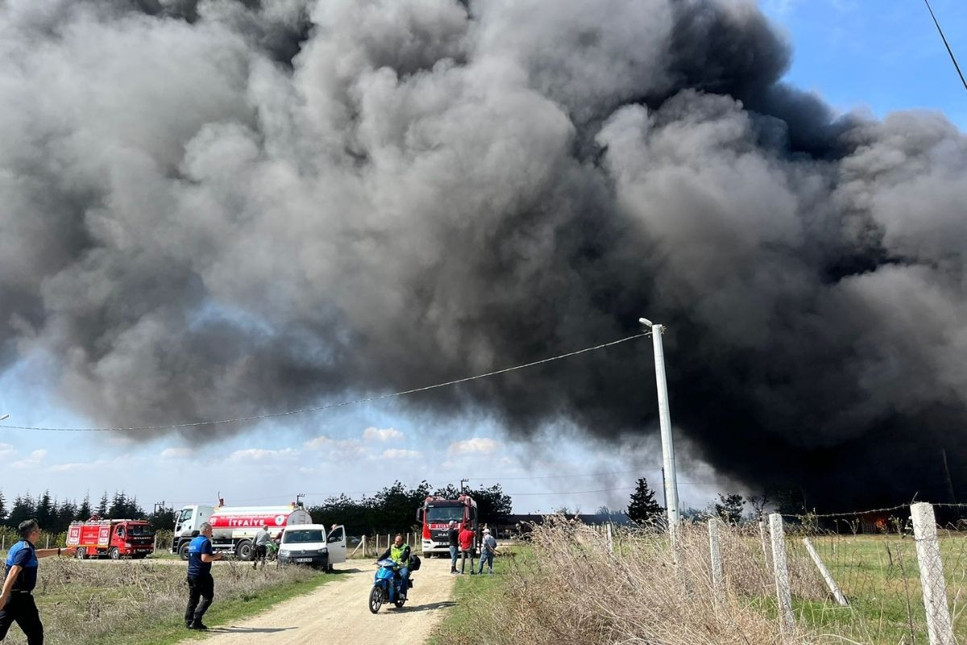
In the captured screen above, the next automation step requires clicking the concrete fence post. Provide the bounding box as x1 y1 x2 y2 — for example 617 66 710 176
606 523 614 554
708 518 724 608
769 513 795 639
759 517 771 568
911 503 955 645
802 538 848 606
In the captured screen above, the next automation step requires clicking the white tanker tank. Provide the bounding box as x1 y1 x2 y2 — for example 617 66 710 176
171 500 313 560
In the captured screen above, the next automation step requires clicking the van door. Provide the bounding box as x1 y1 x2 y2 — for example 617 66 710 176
326 525 347 565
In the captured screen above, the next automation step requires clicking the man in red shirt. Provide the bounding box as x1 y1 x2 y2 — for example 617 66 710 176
457 524 476 575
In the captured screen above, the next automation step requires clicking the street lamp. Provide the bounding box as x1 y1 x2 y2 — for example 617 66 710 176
639 318 681 545
0 414 9 422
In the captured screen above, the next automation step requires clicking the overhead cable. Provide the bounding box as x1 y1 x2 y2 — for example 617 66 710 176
0 332 649 433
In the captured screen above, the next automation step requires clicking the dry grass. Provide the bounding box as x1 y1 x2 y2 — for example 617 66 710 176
2 558 323 645
435 517 832 645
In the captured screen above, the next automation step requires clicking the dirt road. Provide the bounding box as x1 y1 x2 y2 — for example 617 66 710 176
186 556 456 645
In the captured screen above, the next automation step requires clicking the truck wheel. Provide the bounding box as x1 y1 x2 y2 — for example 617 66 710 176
178 541 190 561
75 547 86 560
109 547 120 560
236 540 253 561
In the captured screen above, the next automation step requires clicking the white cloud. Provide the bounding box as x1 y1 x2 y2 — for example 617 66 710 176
448 438 500 456
303 435 369 459
161 448 194 459
381 449 422 459
12 449 47 469
363 426 403 442
0 443 16 459
228 448 297 461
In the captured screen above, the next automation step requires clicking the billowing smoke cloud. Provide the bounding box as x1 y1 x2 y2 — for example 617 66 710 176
3 0 967 509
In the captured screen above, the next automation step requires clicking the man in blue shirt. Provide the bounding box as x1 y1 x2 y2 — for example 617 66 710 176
0 519 70 644
185 522 223 630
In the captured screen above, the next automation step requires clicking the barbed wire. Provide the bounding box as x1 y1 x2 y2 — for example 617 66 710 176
0 332 649 433
780 501 967 520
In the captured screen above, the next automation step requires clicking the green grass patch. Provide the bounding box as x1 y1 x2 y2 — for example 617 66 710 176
428 549 528 645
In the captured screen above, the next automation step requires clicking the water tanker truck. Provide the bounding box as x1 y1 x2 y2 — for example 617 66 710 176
171 499 312 560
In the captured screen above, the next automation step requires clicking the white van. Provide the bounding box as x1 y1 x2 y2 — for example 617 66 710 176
277 524 347 571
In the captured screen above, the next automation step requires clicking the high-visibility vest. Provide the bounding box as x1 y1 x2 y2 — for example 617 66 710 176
390 543 409 564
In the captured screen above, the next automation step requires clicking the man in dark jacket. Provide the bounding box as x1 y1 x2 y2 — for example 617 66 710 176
447 521 460 574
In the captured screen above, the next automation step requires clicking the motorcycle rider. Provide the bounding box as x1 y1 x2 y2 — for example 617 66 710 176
376 534 412 598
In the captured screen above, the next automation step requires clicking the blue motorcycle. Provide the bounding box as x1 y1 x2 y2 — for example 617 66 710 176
369 558 413 613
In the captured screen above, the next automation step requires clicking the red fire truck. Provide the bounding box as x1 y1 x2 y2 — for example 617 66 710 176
67 519 155 559
416 494 477 557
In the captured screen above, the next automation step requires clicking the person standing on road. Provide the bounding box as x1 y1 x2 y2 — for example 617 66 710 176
0 519 70 645
185 522 223 630
252 525 271 570
477 528 498 575
447 521 460 574
458 523 476 575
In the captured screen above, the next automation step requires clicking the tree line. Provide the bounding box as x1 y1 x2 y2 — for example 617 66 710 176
0 490 174 535
0 482 513 538
626 477 806 525
308 481 513 535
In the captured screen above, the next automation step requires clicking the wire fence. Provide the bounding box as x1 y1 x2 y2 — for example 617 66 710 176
605 502 967 644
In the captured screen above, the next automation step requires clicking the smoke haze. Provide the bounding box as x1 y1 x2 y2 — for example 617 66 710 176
2 0 967 508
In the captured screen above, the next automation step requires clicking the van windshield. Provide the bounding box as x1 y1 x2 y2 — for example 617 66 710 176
283 529 324 544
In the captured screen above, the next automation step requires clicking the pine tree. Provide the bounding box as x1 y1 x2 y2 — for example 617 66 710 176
7 494 35 529
35 491 54 529
715 493 745 525
76 495 92 522
96 492 109 518
627 478 663 524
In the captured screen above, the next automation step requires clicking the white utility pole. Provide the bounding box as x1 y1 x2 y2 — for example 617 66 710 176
640 318 680 544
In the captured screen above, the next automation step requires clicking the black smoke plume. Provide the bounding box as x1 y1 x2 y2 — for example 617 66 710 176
2 0 966 509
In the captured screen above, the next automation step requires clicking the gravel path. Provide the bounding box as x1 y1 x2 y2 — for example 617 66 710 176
183 556 457 645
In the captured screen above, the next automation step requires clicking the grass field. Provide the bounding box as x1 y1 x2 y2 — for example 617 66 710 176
429 520 967 644
787 533 967 644
0 558 332 645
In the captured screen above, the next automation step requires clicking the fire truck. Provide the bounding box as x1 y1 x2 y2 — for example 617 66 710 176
67 519 155 559
171 499 313 560
416 494 478 557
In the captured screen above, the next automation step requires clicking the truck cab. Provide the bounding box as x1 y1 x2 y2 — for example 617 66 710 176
277 524 347 571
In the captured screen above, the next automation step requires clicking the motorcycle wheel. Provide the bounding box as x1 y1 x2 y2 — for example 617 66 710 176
368 585 384 614
394 595 406 608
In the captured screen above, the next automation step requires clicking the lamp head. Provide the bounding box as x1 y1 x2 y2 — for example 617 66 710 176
639 317 653 327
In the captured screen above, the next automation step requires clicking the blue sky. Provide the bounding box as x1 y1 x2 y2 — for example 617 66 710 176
1 0 965 521
762 0 967 130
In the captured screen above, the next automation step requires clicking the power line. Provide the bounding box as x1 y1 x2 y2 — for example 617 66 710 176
924 0 967 91
507 486 635 497
0 332 649 433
